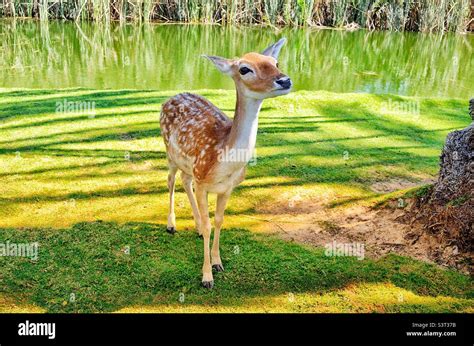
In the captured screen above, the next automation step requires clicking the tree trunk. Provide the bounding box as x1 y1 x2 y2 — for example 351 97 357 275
432 100 474 204
406 99 473 272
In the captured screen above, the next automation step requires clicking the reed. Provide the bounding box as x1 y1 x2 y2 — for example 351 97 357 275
0 0 472 32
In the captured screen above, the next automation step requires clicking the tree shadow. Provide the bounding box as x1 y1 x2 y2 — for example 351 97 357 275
0 89 169 122
0 90 472 312
1 109 153 131
1 89 468 214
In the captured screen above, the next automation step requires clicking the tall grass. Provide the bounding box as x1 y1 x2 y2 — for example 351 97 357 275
0 0 472 32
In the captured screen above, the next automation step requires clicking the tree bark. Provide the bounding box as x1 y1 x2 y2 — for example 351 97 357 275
431 100 474 204
405 99 473 272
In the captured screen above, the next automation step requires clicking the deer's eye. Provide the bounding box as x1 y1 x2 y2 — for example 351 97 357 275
239 66 252 75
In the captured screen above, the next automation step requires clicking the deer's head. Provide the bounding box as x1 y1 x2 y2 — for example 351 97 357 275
204 38 292 100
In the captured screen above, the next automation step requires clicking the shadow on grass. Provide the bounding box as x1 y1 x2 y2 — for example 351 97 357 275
0 89 168 122
1 109 154 131
0 90 472 312
0 221 472 313
0 122 161 149
0 89 467 206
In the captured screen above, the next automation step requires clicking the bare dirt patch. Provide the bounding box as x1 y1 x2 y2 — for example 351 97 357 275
370 178 435 193
257 196 471 274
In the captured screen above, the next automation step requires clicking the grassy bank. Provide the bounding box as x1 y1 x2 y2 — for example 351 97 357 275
1 222 473 313
1 0 472 32
0 88 472 312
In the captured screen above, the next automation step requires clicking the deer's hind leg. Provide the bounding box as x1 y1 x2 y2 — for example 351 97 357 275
166 163 178 234
195 184 213 288
181 171 202 236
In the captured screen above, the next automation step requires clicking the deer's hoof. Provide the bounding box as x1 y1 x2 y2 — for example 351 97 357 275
166 227 176 235
212 264 224 272
202 280 214 289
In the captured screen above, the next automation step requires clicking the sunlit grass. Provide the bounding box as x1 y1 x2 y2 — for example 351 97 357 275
116 283 474 313
0 88 469 228
0 295 45 313
0 88 472 313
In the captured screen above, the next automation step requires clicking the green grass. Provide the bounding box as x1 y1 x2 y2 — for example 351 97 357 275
1 221 473 313
0 88 472 312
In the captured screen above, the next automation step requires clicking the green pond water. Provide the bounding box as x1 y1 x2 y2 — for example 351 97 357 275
0 19 473 98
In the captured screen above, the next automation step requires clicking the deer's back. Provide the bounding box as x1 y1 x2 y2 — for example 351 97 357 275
160 93 232 181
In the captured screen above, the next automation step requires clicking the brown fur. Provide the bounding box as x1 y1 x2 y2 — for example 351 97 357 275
160 93 232 182
234 53 283 93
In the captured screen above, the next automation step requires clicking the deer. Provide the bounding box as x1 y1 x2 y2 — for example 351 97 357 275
159 38 291 289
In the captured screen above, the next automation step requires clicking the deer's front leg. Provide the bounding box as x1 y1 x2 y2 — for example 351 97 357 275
195 185 213 288
180 171 201 235
212 190 231 272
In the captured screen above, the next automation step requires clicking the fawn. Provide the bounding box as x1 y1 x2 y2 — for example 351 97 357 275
160 38 291 288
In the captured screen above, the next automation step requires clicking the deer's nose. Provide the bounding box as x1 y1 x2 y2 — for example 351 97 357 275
276 77 292 90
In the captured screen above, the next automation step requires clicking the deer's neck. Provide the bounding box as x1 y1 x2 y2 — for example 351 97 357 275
226 89 262 158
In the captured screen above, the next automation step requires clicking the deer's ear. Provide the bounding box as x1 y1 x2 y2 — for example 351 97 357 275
202 55 234 75
261 38 286 60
